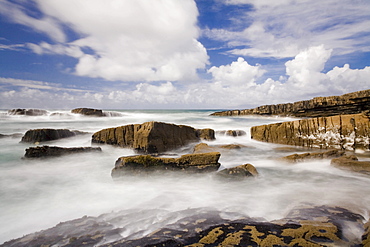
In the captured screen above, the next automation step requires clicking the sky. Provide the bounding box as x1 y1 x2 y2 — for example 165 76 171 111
0 0 369 109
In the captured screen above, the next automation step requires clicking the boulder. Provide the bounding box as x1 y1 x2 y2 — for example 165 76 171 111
331 155 370 174
21 129 85 143
24 146 102 158
251 113 370 151
217 130 246 137
217 164 258 178
112 152 221 177
196 128 215 140
71 108 104 117
279 150 346 163
92 121 214 154
7 108 48 116
211 89 370 117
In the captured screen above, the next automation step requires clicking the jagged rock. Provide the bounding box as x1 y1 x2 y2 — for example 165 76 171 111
196 128 215 140
279 150 346 163
71 108 105 117
218 164 258 178
331 155 370 174
21 129 85 143
2 206 364 247
112 152 221 177
211 89 370 117
24 146 102 158
7 108 48 116
251 113 370 151
92 121 214 154
216 130 246 136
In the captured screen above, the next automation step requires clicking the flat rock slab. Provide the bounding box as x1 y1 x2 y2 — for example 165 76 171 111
21 129 86 143
24 146 102 158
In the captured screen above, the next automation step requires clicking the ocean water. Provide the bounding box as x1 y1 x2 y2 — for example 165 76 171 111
0 109 369 244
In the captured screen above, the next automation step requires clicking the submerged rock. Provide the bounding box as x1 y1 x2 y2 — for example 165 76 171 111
196 128 215 140
331 155 370 174
211 89 370 117
216 130 246 137
217 163 258 178
251 113 370 151
24 146 102 158
112 152 221 177
92 121 214 154
279 149 346 163
2 206 364 247
21 129 85 143
193 143 249 154
7 108 48 116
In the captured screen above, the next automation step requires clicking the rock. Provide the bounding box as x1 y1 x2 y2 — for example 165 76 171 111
217 163 258 178
3 206 364 247
331 155 370 174
217 130 246 136
193 143 246 154
112 152 221 177
196 128 215 140
251 113 370 151
279 149 346 163
92 121 214 154
71 108 105 117
211 89 370 117
0 133 23 139
24 146 102 158
7 108 48 116
363 220 370 246
21 129 85 143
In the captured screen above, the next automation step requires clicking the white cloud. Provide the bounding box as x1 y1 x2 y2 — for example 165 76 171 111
11 0 209 82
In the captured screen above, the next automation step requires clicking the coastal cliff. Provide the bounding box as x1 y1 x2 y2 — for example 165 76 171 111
211 89 370 117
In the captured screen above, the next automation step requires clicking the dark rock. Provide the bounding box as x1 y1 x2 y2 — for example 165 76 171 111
331 155 370 174
217 163 258 178
211 89 370 118
251 113 370 151
279 150 346 163
7 108 48 116
196 128 215 140
112 152 221 177
24 146 102 158
216 130 247 137
21 129 85 143
71 108 104 117
92 121 214 154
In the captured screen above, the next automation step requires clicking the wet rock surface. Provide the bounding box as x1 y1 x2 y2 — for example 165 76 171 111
24 146 102 158
193 143 250 154
217 163 259 178
1 206 365 247
112 152 221 177
92 122 214 154
7 108 49 116
216 130 247 137
251 113 370 151
21 129 86 143
279 150 346 163
71 108 105 117
211 89 370 118
331 155 370 174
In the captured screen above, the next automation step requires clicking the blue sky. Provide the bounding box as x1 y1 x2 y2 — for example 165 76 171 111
0 0 369 109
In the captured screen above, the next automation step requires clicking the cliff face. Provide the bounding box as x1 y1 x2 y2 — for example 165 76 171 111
250 113 370 150
211 89 370 117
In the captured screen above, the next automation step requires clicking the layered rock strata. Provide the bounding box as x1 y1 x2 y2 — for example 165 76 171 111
211 89 370 117
92 121 215 154
251 113 370 150
112 152 221 177
24 146 102 158
21 129 85 143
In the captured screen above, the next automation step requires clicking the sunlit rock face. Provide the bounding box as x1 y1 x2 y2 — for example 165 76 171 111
92 121 214 154
251 113 370 151
211 89 370 117
1 206 365 247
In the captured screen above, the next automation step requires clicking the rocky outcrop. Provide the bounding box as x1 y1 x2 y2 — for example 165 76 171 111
251 113 370 150
218 164 258 178
112 152 221 177
211 89 370 117
2 206 364 247
216 130 246 137
279 150 346 163
24 146 102 158
331 155 370 174
71 108 105 117
7 108 48 116
92 121 214 154
21 129 85 143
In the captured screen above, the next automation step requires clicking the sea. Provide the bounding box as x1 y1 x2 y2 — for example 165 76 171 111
0 109 369 244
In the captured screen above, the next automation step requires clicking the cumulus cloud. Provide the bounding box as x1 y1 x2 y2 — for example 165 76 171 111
205 0 370 59
3 0 209 82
